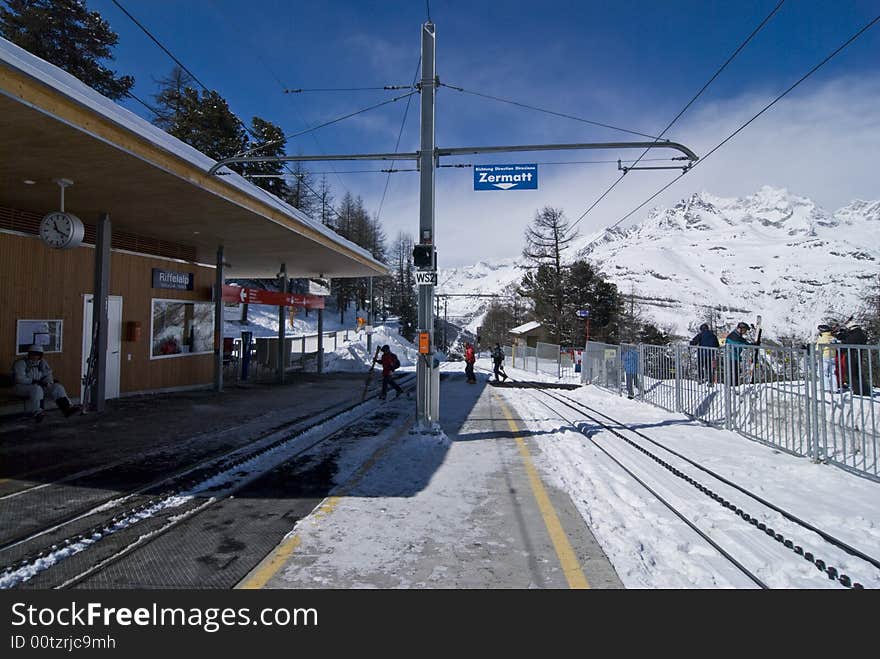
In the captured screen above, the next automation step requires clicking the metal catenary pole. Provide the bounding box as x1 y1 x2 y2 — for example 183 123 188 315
204 20 699 432
416 20 437 429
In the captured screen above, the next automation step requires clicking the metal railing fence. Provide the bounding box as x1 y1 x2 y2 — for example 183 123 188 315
584 340 880 482
536 341 561 378
223 329 355 383
581 341 621 391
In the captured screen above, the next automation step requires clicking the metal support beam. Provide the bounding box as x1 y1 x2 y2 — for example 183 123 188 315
91 213 111 412
317 308 324 374
208 140 698 176
277 263 287 384
208 152 420 175
438 141 699 161
214 246 224 392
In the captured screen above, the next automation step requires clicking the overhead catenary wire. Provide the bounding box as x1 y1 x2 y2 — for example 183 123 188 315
110 0 211 93
202 0 355 212
567 0 787 235
114 0 353 227
226 91 419 162
377 56 422 221
607 11 880 232
284 86 414 93
439 82 664 141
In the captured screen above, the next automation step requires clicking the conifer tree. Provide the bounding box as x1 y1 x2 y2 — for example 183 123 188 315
520 207 579 343
152 71 249 173
315 175 335 227
285 162 318 217
245 116 289 199
390 232 417 341
0 0 134 98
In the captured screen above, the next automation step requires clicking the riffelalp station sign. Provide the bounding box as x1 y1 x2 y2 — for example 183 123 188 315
152 268 194 291
474 164 538 190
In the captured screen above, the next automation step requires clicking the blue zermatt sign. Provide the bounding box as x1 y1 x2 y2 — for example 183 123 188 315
474 163 538 191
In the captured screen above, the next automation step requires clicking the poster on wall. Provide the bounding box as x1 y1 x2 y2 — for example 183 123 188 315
16 319 63 354
150 300 214 358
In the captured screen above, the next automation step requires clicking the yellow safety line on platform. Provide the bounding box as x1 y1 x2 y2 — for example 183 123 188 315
237 413 416 590
495 396 590 589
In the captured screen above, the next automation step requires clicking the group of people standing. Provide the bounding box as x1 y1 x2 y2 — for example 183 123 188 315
816 320 870 394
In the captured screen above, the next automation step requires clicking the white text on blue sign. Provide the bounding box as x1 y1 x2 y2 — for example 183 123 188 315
474 164 538 191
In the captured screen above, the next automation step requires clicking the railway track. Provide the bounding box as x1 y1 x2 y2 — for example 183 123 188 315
0 374 417 589
485 368 880 588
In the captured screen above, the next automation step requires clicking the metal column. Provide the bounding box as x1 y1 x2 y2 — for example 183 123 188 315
91 213 111 412
214 246 224 392
366 276 373 354
277 263 287 384
317 307 324 374
416 20 437 429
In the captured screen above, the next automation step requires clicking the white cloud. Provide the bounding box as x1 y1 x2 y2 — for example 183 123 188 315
372 74 880 267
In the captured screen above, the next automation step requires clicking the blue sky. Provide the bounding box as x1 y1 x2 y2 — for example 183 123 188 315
89 1 880 265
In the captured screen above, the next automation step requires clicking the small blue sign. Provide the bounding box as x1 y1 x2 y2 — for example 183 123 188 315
576 309 590 318
474 163 538 191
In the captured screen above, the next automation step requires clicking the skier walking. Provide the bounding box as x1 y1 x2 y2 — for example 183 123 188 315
374 345 403 400
816 324 839 392
491 343 508 383
464 342 476 384
690 323 720 384
725 322 756 386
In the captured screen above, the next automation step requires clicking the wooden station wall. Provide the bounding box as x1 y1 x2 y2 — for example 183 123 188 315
0 229 216 399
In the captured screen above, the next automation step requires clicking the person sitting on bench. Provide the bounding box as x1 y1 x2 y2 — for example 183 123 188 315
12 344 80 422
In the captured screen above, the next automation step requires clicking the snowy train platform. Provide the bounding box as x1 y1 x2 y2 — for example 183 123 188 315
241 364 623 589
244 359 880 590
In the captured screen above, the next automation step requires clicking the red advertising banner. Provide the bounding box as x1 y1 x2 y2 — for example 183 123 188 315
222 285 325 309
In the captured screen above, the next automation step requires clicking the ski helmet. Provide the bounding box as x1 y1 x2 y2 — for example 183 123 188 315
817 324 832 333
381 344 390 352
699 323 709 331
737 322 750 331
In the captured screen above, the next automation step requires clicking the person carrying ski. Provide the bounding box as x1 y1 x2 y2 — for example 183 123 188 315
836 323 870 395
12 344 81 422
464 342 476 384
816 324 839 392
690 323 720 383
374 344 403 400
491 343 508 383
725 322 755 386
622 347 639 399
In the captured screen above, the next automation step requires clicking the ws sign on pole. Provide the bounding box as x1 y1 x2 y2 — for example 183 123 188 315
415 271 438 286
474 164 538 191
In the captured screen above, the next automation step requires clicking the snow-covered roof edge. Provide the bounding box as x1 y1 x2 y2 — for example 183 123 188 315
510 321 541 335
0 36 386 272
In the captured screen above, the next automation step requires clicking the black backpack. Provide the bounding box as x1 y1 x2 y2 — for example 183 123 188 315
391 353 400 370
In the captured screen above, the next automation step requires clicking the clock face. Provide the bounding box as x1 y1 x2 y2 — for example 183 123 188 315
39 212 84 249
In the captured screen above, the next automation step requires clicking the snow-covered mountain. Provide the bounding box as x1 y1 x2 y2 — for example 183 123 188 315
437 186 879 340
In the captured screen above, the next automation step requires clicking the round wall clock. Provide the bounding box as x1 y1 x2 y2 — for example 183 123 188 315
39 211 85 250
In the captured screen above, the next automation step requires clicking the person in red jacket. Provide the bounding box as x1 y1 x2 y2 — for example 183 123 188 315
464 342 476 384
375 344 403 400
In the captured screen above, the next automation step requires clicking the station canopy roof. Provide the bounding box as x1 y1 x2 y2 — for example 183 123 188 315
0 37 388 279
509 321 542 336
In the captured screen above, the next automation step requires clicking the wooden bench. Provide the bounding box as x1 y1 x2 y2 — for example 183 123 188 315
0 372 27 416
0 372 59 417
